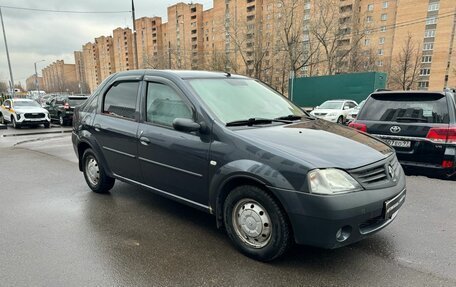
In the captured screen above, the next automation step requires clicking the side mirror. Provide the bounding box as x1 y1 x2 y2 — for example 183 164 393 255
315 106 319 109
173 118 201 133
4 104 10 109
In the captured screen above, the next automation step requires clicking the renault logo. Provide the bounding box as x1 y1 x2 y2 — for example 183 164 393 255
388 165 396 181
390 126 401 133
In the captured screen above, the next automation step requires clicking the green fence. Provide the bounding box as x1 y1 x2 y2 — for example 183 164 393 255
290 72 387 107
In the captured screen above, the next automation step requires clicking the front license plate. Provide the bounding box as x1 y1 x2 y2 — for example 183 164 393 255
384 190 406 219
384 139 411 148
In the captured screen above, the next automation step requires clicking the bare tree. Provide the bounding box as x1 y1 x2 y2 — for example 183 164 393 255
389 33 422 90
310 0 366 75
349 44 379 73
277 0 319 77
0 81 8 93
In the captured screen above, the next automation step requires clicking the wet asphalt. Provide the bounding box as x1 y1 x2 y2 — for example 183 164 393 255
0 127 455 286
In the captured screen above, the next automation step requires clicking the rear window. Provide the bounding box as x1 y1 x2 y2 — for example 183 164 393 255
358 93 449 123
68 98 87 106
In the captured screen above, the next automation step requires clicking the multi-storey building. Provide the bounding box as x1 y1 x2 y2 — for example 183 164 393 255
75 0 456 93
41 60 78 93
74 51 89 94
25 75 44 92
112 27 136 72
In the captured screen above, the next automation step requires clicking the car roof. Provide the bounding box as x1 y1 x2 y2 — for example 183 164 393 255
114 69 249 80
12 98 34 102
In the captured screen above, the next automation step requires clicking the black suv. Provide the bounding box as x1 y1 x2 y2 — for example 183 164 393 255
72 70 406 261
350 90 456 178
45 95 88 126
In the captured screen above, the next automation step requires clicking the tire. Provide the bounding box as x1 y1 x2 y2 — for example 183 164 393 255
82 148 115 193
223 185 292 261
337 116 344 124
44 122 50 128
0 113 4 124
12 117 20 129
59 114 65 126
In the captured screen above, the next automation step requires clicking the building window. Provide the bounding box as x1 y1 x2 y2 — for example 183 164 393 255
423 43 434 50
426 17 437 25
383 1 388 9
424 30 436 38
367 16 373 22
418 81 429 88
376 60 384 66
420 68 431 76
378 49 384 55
428 3 439 11
380 26 387 32
304 13 310 20
367 4 374 11
422 55 432 63
381 13 387 21
304 3 310 9
364 38 370 46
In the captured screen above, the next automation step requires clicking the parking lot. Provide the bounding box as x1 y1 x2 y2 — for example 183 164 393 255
0 126 455 286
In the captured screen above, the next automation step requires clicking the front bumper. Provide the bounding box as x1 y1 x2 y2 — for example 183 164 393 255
15 113 50 125
312 115 339 122
269 174 406 249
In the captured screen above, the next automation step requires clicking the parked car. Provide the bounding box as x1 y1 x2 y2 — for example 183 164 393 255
310 100 358 124
349 90 456 178
45 95 88 126
72 70 406 261
346 100 366 123
0 98 51 128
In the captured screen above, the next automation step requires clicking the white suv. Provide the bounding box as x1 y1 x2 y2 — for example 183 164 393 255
0 98 51 128
310 100 358 124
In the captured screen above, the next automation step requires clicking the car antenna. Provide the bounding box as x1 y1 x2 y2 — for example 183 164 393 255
225 72 231 77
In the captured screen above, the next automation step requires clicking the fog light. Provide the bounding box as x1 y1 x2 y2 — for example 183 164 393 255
336 226 352 242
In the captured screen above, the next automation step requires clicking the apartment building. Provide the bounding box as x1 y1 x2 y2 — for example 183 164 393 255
41 60 78 93
74 0 456 93
113 27 136 72
25 75 44 92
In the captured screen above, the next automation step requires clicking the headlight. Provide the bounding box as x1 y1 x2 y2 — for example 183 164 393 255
308 169 362 195
328 112 338 116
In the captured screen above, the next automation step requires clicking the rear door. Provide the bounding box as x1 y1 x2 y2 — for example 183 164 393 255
357 92 450 165
92 77 142 181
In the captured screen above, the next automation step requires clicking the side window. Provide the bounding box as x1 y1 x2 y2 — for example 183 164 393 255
348 102 356 109
103 81 139 119
146 82 193 127
56 97 64 105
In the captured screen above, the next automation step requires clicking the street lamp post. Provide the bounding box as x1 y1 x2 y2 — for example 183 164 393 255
0 7 15 97
34 60 45 95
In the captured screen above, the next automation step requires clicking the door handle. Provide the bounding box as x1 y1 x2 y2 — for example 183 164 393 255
94 124 101 132
139 136 150 146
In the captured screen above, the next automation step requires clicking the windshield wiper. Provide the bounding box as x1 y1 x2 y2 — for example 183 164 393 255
226 117 292 127
396 117 428 123
275 115 303 121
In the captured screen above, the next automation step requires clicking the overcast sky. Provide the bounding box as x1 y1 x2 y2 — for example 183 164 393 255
0 0 213 86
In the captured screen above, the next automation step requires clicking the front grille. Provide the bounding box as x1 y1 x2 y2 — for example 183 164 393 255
349 155 400 189
24 113 45 119
315 113 327 116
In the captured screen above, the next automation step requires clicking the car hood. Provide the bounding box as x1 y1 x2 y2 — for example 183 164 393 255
15 107 48 114
235 119 393 169
310 109 340 114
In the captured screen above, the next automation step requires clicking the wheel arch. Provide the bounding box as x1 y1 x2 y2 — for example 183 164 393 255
77 138 112 177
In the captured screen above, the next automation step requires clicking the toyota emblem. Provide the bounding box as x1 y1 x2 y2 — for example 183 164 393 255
390 126 401 133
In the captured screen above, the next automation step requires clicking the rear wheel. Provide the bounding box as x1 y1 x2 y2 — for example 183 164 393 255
59 114 65 126
0 113 4 124
224 185 292 261
82 148 115 193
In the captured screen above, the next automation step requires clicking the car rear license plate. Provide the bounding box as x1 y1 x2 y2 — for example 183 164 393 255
384 139 411 148
384 189 406 219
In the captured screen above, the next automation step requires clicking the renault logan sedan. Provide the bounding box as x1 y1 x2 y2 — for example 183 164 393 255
72 70 406 261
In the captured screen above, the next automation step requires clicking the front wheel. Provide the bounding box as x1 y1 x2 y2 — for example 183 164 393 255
224 185 292 261
12 117 20 129
337 116 344 124
82 148 115 193
59 115 65 126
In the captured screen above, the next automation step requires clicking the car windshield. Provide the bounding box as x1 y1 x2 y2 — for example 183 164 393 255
357 93 449 123
354 100 366 111
186 78 305 124
13 101 41 108
319 101 343 110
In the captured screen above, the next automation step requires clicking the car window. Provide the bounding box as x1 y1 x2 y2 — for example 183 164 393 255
68 98 88 106
358 93 450 123
320 101 344 110
146 82 193 127
103 81 139 119
4 100 10 107
56 97 65 105
83 95 98 113
348 102 357 108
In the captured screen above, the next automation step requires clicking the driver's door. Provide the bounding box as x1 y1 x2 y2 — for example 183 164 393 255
137 78 211 207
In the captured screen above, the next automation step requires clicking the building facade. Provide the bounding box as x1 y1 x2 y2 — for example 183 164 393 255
25 75 44 92
41 60 78 93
